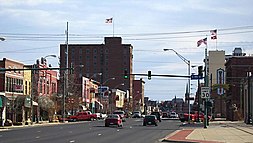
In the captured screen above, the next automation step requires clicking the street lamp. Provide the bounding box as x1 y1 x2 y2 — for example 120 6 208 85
163 48 191 123
0 37 5 41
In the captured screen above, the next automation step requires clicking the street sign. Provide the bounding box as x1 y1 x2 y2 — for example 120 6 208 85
190 74 203 80
201 87 210 98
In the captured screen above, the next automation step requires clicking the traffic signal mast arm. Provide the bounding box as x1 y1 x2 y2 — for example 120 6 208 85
130 73 190 78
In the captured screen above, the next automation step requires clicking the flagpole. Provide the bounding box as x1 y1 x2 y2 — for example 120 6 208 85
112 17 114 37
204 36 208 128
216 35 218 50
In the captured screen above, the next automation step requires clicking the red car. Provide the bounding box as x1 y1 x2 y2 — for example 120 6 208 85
105 114 123 127
179 112 210 122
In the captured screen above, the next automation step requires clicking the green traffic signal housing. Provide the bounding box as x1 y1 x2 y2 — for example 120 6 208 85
148 70 151 80
124 69 128 79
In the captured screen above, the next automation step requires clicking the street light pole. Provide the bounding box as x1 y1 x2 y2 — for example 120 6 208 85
163 49 191 123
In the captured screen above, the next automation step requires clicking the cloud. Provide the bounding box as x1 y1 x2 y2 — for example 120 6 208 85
0 0 64 6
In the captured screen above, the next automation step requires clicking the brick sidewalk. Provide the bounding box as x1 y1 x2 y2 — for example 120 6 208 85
164 129 222 143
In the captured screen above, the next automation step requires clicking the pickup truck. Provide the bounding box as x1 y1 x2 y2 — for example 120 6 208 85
68 111 97 122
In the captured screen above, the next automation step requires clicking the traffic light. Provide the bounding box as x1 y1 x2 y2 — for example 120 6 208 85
198 66 203 77
124 69 128 79
148 70 151 80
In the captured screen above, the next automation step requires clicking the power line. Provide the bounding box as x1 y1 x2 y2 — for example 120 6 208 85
1 25 253 41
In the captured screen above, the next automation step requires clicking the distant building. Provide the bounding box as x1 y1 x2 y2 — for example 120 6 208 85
0 58 24 123
208 50 226 118
59 37 133 111
133 78 145 112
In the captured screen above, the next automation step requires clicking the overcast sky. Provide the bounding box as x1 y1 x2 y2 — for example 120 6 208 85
1 0 253 101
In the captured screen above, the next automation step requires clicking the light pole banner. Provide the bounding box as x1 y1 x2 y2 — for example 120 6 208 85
217 68 225 95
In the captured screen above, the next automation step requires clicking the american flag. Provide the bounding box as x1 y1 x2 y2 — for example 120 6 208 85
105 17 113 23
197 37 207 47
210 29 217 40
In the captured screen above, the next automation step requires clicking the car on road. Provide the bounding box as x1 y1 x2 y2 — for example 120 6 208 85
132 111 142 118
162 112 169 118
169 112 178 118
105 114 123 127
143 115 158 126
113 110 126 122
179 112 211 122
68 111 97 122
151 112 161 122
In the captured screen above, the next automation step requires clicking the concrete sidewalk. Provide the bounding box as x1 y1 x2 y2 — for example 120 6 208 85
163 121 253 143
0 121 62 131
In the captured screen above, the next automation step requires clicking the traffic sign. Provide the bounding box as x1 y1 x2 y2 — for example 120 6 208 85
201 87 210 98
190 74 203 80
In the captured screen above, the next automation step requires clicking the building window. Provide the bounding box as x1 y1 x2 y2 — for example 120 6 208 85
94 49 97 54
86 49 90 54
47 80 49 94
52 83 56 93
25 81 28 95
40 78 43 93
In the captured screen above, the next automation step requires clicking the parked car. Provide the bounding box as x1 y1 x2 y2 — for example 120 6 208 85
170 112 178 118
132 111 142 118
105 114 123 127
151 112 161 122
143 115 158 126
113 110 126 122
179 112 210 122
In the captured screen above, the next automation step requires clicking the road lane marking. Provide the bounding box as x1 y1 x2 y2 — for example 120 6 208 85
69 140 75 143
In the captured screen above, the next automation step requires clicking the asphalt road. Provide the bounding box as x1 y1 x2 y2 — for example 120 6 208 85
0 118 181 143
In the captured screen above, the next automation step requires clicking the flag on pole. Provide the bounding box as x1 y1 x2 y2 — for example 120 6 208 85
105 17 113 23
197 37 207 47
210 29 217 40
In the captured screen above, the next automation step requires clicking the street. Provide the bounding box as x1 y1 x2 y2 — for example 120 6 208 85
0 118 181 143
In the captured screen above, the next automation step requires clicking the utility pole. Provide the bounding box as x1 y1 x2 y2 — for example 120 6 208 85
63 22 69 122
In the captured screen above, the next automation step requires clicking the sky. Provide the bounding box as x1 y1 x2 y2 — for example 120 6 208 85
1 0 253 101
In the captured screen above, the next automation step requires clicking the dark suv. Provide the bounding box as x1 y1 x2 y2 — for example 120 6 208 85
151 112 161 122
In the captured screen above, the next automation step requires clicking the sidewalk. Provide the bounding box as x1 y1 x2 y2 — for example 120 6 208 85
0 121 62 131
163 121 253 143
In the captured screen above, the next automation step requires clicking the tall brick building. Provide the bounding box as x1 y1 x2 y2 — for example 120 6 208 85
225 56 253 121
59 37 133 110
